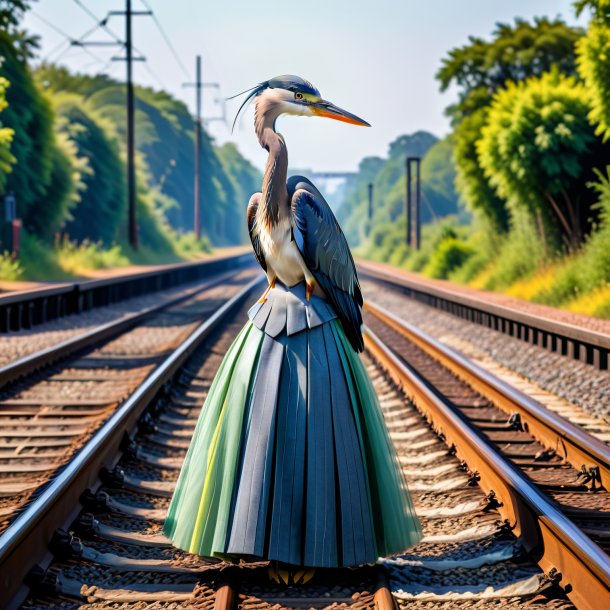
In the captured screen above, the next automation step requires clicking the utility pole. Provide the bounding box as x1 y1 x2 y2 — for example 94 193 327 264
406 157 421 249
107 1 151 250
183 58 222 240
367 183 373 220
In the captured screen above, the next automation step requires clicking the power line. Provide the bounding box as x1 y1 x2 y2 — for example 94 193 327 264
140 0 190 79
30 10 106 65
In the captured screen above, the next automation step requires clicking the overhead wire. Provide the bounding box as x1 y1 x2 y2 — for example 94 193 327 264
71 0 167 89
30 10 106 65
140 0 191 80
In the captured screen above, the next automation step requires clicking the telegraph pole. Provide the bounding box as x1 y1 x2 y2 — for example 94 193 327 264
367 183 373 220
183 58 222 240
125 0 137 249
107 1 151 250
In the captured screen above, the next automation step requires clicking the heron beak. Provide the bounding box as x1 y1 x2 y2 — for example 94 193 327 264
311 100 370 127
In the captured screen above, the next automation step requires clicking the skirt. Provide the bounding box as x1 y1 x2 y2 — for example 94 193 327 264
163 281 422 567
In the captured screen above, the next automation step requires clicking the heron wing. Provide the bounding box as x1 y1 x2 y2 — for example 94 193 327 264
288 175 364 352
247 193 267 272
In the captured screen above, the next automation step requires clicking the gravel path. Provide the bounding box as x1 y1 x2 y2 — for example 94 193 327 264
0 269 251 368
361 279 610 422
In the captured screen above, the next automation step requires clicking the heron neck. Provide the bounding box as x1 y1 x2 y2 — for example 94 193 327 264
255 104 288 227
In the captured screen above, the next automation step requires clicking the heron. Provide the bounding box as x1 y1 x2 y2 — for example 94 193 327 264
233 75 370 352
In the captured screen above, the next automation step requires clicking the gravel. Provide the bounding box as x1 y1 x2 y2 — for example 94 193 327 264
362 279 610 422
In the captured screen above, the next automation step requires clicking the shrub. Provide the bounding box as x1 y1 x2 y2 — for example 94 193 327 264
424 237 474 279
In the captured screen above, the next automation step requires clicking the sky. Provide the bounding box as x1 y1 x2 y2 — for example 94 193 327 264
23 0 586 174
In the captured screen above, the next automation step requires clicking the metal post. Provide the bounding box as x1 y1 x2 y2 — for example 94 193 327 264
126 0 137 250
415 157 421 250
406 158 412 247
194 55 202 240
367 183 373 221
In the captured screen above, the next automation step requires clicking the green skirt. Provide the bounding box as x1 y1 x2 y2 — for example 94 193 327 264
164 282 422 567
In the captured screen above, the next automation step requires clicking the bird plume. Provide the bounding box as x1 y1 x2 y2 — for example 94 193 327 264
227 75 320 133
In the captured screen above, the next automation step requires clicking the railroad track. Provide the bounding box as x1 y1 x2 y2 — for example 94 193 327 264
364 300 610 609
1 279 584 610
358 260 610 371
0 267 259 535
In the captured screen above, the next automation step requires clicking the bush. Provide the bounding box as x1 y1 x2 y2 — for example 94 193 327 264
0 251 23 280
424 237 474 279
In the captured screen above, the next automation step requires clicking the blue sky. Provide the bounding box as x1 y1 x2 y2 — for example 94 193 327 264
24 1 585 172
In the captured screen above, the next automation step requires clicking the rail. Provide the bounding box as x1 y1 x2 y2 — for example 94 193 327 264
359 259 610 370
0 251 253 332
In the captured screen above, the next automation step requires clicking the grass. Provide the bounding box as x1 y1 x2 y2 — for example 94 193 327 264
0 229 216 283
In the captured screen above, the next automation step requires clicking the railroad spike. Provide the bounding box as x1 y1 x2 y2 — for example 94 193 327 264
577 465 603 492
493 518 515 539
139 411 158 434
25 565 63 597
72 512 100 535
534 567 571 599
50 529 84 560
120 432 140 460
483 490 503 512
100 465 126 488
507 412 523 431
467 470 480 486
80 489 111 513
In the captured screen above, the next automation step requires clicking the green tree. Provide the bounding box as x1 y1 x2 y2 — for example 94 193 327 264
0 32 76 237
477 71 609 250
576 1 610 140
438 18 583 231
53 93 127 243
438 17 582 121
0 76 16 192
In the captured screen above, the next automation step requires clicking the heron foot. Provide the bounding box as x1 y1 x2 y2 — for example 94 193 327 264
257 279 276 304
305 279 315 301
267 563 316 585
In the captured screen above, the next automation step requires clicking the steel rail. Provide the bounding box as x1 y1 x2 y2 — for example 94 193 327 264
364 326 610 610
364 300 610 490
358 260 610 370
0 251 252 332
0 267 250 391
0 275 264 609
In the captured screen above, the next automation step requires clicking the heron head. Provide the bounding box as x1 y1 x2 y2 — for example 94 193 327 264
230 74 370 132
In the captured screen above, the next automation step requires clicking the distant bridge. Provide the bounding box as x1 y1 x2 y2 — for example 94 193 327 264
309 171 357 180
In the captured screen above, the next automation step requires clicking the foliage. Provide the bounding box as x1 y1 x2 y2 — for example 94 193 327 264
0 34 81 237
0 76 15 191
576 1 610 140
452 107 509 231
53 93 127 243
54 236 130 275
0 251 22 280
438 17 583 232
437 17 582 121
477 71 608 250
423 237 474 279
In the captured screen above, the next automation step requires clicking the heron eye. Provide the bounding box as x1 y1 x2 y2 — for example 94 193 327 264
295 92 303 100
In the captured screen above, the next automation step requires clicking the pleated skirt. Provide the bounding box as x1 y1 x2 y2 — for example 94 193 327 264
163 288 422 567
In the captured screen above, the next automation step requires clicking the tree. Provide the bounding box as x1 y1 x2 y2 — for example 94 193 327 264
437 17 583 231
0 76 15 192
576 1 610 140
453 107 509 230
54 93 127 243
438 17 582 121
0 32 77 237
477 71 610 250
